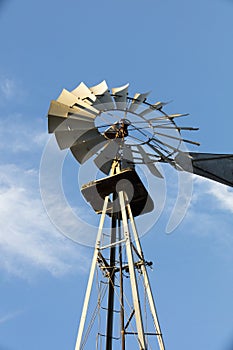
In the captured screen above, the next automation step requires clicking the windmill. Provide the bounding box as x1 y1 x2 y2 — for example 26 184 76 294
46 80 233 350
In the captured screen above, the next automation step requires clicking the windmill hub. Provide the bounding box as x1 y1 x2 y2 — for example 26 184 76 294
95 109 153 146
104 119 130 140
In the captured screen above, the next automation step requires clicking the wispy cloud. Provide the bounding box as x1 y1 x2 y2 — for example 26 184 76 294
0 78 16 99
183 176 233 255
0 113 48 155
206 181 233 213
0 77 27 105
0 112 90 280
192 176 233 214
0 162 89 279
0 310 22 325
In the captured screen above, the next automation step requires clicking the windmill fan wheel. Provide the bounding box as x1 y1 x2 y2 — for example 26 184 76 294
48 80 199 177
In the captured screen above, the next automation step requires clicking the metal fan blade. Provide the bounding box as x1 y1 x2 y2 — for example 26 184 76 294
57 88 82 106
153 126 199 131
57 89 99 115
175 152 233 187
149 113 189 122
48 100 96 133
137 145 163 178
89 80 115 110
72 100 100 116
94 141 120 175
149 138 180 154
111 83 129 109
49 100 97 120
154 131 200 146
71 82 96 104
55 124 97 149
129 92 150 112
48 116 94 134
48 100 96 120
48 115 67 134
70 129 107 164
48 100 70 118
139 101 170 117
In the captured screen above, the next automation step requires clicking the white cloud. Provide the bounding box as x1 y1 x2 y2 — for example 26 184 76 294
192 176 233 213
0 78 16 99
207 181 233 213
0 111 94 280
0 77 27 104
0 113 48 154
0 162 89 280
183 176 233 254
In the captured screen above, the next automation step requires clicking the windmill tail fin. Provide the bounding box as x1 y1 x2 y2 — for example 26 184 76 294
175 152 233 187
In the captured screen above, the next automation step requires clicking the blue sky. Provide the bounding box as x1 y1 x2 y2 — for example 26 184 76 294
0 0 233 349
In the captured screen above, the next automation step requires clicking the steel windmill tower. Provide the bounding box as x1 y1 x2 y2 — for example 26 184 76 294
47 80 233 350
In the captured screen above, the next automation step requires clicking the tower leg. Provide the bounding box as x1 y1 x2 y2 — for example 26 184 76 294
105 211 117 350
118 218 126 350
126 197 166 350
118 189 147 350
75 195 110 350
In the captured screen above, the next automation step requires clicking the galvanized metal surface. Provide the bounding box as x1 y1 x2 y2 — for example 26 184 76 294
175 152 233 187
